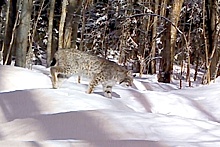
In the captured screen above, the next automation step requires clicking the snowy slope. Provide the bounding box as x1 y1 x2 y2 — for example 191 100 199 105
0 65 220 147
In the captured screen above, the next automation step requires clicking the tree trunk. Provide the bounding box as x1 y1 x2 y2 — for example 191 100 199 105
65 0 83 48
46 0 55 67
118 0 132 66
206 0 218 80
79 0 87 51
158 0 184 83
150 0 159 74
15 0 33 67
202 0 210 84
158 22 171 83
63 0 73 48
2 0 17 65
26 0 45 69
59 0 83 49
159 0 167 18
202 0 218 84
58 0 68 49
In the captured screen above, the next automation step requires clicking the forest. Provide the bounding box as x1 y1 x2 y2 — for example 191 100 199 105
0 0 219 87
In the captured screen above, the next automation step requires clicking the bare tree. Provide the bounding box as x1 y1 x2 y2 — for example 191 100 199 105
15 0 33 67
64 0 83 48
150 0 159 74
46 0 55 67
2 0 17 65
26 0 45 69
158 0 184 83
58 0 68 49
204 0 218 83
79 0 88 51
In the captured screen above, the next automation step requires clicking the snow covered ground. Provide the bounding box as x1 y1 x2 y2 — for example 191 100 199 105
0 65 220 147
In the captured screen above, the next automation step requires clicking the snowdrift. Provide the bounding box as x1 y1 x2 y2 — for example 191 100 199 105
0 65 220 147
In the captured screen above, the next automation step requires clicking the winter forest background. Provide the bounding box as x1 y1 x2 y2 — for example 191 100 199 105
0 0 219 86
1 1 220 146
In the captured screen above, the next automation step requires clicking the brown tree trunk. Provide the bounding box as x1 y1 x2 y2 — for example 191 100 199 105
158 0 184 83
158 21 171 83
79 0 87 51
71 0 83 48
118 1 132 66
207 0 218 80
2 0 17 65
202 0 218 84
15 0 33 67
150 0 159 74
58 0 68 49
60 0 83 49
46 0 55 67
202 0 210 84
26 0 45 69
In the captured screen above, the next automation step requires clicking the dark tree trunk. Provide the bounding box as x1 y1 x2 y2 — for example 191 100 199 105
158 0 184 83
46 0 55 67
205 0 218 80
15 0 33 67
158 21 172 83
2 0 17 65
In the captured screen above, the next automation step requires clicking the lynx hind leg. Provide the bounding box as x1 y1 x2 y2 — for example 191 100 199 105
50 66 64 89
102 84 113 98
87 75 103 94
78 76 81 83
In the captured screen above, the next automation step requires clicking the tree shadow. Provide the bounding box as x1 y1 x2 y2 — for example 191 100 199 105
0 90 41 122
34 110 168 147
89 140 168 147
142 81 177 92
31 66 50 76
34 110 116 140
94 91 121 98
0 132 2 140
127 89 152 113
185 97 220 123
65 81 121 98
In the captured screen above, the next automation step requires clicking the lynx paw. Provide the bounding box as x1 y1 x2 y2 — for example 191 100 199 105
104 92 112 98
86 89 93 94
52 82 58 89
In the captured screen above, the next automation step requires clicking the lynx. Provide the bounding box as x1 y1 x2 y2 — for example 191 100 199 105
50 48 133 98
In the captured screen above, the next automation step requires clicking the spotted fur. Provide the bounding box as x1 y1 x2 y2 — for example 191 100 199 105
50 48 133 98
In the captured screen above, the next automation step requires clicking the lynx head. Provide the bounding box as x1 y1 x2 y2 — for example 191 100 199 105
119 70 133 87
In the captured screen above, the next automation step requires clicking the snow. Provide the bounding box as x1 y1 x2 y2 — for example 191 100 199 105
0 65 220 146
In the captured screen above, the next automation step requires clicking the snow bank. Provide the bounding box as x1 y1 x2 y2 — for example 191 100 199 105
0 65 220 146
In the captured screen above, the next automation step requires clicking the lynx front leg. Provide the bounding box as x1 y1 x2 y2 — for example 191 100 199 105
50 66 64 89
102 84 113 98
78 76 81 83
